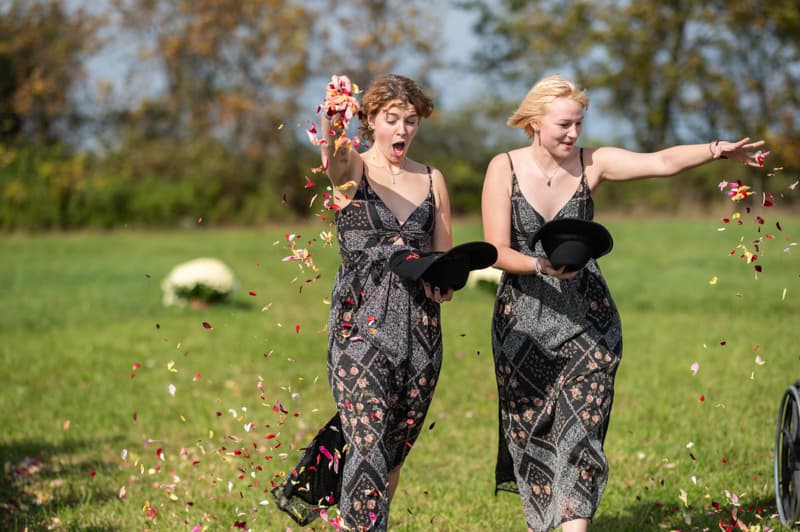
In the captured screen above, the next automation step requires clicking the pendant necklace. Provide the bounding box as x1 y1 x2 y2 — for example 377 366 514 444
385 160 406 184
371 152 406 184
531 152 559 187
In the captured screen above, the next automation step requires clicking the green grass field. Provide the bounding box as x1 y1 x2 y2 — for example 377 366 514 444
1 214 797 531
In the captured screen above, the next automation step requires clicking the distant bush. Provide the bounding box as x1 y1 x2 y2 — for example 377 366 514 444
1 134 796 232
0 137 321 231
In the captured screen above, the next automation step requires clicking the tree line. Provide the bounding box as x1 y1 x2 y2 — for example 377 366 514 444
1 0 797 231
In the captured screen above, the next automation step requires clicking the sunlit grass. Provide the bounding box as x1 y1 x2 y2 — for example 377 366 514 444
1 215 797 531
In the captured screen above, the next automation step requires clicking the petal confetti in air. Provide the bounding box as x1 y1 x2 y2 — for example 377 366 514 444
202 322 213 329
690 362 699 376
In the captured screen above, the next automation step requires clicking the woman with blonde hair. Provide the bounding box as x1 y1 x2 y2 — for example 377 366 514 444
482 73 767 532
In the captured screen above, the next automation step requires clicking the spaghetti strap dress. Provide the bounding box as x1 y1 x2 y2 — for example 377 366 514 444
492 149 623 531
273 167 443 531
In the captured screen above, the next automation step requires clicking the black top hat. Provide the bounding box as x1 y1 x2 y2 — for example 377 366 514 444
527 218 613 272
389 241 498 292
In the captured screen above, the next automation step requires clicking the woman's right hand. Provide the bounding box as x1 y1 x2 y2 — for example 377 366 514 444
323 75 358 127
318 74 362 191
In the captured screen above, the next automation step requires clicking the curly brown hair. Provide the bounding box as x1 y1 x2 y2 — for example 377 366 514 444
357 74 434 144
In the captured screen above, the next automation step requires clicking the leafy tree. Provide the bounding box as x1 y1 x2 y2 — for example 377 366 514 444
414 98 521 213
110 0 314 157
314 0 445 89
460 0 800 167
0 0 101 144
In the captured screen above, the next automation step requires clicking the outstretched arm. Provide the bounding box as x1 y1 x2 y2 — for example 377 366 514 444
591 137 768 183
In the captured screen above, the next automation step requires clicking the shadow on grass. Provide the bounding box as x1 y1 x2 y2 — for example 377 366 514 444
0 437 123 531
591 494 786 532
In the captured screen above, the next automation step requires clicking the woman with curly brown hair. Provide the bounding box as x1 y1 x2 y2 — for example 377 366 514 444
273 73 453 531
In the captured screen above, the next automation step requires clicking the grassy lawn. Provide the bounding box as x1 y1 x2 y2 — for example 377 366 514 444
1 213 797 531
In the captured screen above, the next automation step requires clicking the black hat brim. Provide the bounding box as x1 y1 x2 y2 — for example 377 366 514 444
389 241 498 292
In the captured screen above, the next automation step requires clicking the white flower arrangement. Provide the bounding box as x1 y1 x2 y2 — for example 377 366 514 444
161 257 237 307
466 266 503 288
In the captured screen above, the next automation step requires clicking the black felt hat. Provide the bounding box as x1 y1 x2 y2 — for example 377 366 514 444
389 241 498 292
528 218 613 272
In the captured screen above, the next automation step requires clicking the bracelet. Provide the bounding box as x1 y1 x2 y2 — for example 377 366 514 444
534 258 542 275
709 139 727 159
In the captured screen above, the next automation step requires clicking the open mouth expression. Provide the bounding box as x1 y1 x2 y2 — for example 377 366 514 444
372 103 419 163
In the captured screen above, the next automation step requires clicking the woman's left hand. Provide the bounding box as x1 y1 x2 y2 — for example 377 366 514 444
714 137 769 167
422 281 454 303
537 257 579 280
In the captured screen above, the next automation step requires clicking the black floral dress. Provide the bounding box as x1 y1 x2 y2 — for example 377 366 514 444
273 168 443 531
492 151 623 531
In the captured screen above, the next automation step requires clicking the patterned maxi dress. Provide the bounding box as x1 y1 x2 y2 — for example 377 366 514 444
273 169 443 531
492 151 623 531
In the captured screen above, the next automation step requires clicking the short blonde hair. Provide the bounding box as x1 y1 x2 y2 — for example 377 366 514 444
507 74 589 139
358 74 434 143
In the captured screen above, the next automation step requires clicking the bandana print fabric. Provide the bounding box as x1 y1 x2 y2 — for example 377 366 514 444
492 151 623 531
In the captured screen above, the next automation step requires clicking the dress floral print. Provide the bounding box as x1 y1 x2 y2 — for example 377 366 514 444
273 168 442 531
